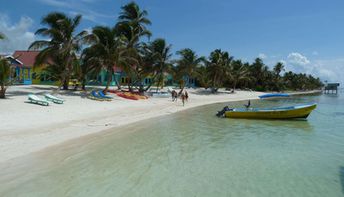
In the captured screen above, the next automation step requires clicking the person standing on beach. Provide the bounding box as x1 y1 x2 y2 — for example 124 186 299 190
185 90 189 102
181 92 186 106
171 90 177 102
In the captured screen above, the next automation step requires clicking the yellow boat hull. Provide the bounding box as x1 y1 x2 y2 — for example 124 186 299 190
225 104 317 119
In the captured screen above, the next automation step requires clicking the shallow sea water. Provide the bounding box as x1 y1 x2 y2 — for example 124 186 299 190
0 93 344 197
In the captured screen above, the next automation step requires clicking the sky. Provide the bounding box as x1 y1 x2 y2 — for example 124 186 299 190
0 0 344 83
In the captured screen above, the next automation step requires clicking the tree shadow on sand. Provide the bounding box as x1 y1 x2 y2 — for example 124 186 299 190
192 88 233 95
5 85 103 99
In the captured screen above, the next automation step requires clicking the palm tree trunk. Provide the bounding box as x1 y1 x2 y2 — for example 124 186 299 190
62 80 69 90
212 74 217 93
62 55 74 90
0 84 6 99
233 80 237 92
81 77 86 91
156 79 160 93
113 75 121 90
103 71 112 93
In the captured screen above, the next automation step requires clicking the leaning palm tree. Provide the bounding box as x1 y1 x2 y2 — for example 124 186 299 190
175 48 204 90
84 26 128 93
0 58 11 99
29 12 89 90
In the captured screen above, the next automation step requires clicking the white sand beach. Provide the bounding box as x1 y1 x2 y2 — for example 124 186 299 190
0 85 322 163
0 85 266 163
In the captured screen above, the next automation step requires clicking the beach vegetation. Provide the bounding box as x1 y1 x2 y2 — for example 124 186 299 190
0 33 11 98
145 38 173 91
83 26 128 93
228 60 250 91
26 2 323 93
205 49 232 93
175 48 204 91
0 58 11 98
29 12 90 90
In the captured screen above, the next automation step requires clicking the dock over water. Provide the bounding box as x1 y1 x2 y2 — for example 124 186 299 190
324 83 340 94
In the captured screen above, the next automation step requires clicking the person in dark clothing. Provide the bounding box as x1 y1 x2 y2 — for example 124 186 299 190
244 100 251 109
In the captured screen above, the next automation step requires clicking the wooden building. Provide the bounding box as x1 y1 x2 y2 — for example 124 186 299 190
324 83 340 94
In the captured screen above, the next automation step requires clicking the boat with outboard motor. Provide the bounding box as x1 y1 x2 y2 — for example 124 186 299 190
216 103 317 119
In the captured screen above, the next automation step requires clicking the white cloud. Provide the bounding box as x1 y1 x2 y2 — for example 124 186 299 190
311 59 344 83
0 15 36 54
280 52 344 84
258 53 267 59
38 0 115 23
287 52 310 66
38 0 69 8
254 51 343 84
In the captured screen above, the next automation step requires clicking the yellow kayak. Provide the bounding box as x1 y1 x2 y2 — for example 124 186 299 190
224 103 317 119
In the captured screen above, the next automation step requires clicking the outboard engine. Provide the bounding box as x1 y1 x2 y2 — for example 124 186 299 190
216 106 232 117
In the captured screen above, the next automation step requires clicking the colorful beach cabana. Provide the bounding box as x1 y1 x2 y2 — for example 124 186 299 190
7 53 32 85
10 51 57 85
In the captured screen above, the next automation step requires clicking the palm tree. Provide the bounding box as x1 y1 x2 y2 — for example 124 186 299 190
0 33 10 98
84 26 128 93
79 48 102 90
29 12 89 90
273 62 284 76
206 49 232 93
0 58 11 98
148 38 172 91
116 2 152 92
175 48 204 90
230 60 250 91
117 1 151 46
195 65 211 89
249 58 269 91
124 38 172 93
273 62 285 91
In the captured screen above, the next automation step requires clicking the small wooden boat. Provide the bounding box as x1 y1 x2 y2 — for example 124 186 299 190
259 93 290 99
224 103 317 119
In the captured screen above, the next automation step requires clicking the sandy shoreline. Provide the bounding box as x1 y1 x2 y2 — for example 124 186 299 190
0 85 321 163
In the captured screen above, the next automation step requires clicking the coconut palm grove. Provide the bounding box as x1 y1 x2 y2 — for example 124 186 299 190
0 2 323 98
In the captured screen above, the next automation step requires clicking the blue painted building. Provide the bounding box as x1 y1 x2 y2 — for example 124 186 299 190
6 55 32 85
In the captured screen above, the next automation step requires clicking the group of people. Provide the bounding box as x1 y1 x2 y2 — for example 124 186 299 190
171 89 188 106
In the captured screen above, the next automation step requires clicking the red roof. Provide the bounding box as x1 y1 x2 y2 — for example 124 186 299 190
12 51 40 68
12 50 124 72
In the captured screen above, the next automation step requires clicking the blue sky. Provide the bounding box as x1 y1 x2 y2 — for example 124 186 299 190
1 0 344 83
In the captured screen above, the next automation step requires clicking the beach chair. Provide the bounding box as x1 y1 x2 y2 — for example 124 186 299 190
88 90 109 101
28 94 49 106
44 94 64 104
98 91 113 100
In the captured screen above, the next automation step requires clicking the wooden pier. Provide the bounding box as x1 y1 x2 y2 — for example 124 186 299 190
324 83 340 94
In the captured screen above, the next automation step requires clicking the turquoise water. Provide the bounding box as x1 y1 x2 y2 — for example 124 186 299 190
0 94 344 197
